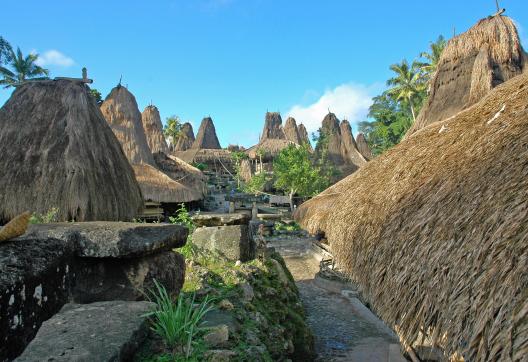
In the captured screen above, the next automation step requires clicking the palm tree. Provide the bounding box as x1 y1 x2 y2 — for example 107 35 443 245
0 46 49 88
386 59 425 122
418 35 447 81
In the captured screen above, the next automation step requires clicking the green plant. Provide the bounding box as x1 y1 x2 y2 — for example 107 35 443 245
274 221 301 232
0 43 49 88
163 116 183 140
29 207 60 224
169 203 195 233
145 281 214 358
191 162 206 171
243 172 268 195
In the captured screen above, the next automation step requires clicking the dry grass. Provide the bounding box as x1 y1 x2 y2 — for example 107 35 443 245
295 72 528 361
283 117 301 144
0 80 143 222
191 117 221 149
297 123 313 150
142 105 169 154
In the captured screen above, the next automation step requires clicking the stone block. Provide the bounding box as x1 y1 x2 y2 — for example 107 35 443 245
192 225 254 261
192 213 249 227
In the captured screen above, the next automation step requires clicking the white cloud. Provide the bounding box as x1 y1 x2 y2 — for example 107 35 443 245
286 83 375 135
35 50 75 67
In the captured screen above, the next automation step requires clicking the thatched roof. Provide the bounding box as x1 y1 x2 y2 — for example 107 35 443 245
141 105 169 154
408 15 527 136
173 122 195 152
174 148 234 171
283 117 301 144
356 133 373 160
297 123 313 151
101 85 155 165
320 112 345 164
153 152 207 198
239 159 253 182
133 164 203 203
246 138 295 161
0 80 143 222
192 117 221 149
340 120 366 168
260 112 285 141
295 72 528 361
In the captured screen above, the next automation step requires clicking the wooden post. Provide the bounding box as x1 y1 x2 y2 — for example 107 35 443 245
252 201 258 220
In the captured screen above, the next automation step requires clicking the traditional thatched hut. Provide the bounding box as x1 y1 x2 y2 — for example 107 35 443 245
153 152 207 196
407 15 527 135
192 117 221 149
0 80 143 222
340 120 366 168
283 117 302 144
141 105 169 154
246 138 295 163
356 133 373 160
260 112 286 141
319 112 345 164
173 122 195 152
297 123 313 150
295 72 528 361
174 148 235 174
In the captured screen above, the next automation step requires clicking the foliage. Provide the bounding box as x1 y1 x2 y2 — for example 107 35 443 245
386 59 426 122
144 280 213 358
191 162 206 171
169 203 195 233
0 42 49 88
243 172 269 195
274 221 301 232
163 116 183 140
89 88 103 105
29 207 60 224
417 35 447 84
231 150 249 188
273 144 330 201
312 128 341 181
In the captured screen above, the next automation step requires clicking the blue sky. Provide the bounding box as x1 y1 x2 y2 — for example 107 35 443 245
1 0 527 147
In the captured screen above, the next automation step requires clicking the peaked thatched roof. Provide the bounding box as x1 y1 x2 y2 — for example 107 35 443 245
260 112 285 141
356 133 373 160
408 15 527 136
320 112 345 164
295 72 528 361
153 152 207 198
246 138 295 162
173 122 195 152
340 120 366 168
283 117 301 144
0 80 143 222
141 105 169 154
192 117 221 149
101 85 155 165
297 123 313 150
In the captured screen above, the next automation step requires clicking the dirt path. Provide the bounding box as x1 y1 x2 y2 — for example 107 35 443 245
282 254 407 362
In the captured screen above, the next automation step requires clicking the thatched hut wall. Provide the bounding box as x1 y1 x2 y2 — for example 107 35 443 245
295 73 528 361
101 85 155 165
173 122 195 152
174 148 235 173
283 117 301 144
141 105 169 154
408 15 527 135
192 117 221 149
260 112 285 141
0 80 143 222
356 133 373 160
239 159 253 182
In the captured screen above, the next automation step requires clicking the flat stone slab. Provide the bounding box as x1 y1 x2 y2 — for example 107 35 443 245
19 222 188 258
192 225 254 261
192 213 250 227
16 301 155 362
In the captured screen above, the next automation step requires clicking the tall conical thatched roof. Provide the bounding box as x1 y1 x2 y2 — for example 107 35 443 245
320 112 345 164
260 112 285 141
0 80 143 222
408 15 527 136
283 117 301 144
340 120 366 168
192 117 221 149
297 123 313 150
101 85 155 165
173 122 195 152
141 105 169 154
295 72 528 361
356 133 373 160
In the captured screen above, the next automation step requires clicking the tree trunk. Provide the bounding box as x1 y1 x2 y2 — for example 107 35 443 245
410 100 416 123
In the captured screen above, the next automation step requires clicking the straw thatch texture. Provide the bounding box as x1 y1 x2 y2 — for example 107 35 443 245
340 120 367 168
239 159 253 182
174 148 235 173
0 212 30 243
192 117 221 149
153 152 207 197
297 123 313 151
295 72 528 361
101 85 155 165
173 122 195 152
260 112 286 141
0 80 143 222
133 164 203 203
320 113 345 164
141 105 169 154
408 15 526 136
356 132 373 160
246 138 295 162
283 117 302 144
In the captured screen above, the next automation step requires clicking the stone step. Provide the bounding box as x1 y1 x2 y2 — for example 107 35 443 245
15 301 154 362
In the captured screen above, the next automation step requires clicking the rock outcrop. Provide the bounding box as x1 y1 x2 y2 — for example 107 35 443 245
141 105 169 154
173 122 195 152
260 112 285 141
192 117 221 149
283 117 301 144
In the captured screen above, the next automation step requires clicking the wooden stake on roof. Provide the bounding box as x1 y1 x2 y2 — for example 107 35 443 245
493 0 505 16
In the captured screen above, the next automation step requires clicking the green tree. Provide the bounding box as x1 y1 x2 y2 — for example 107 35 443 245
273 144 330 211
163 115 183 141
0 36 12 65
243 172 269 195
89 88 103 105
0 46 49 88
386 59 425 122
417 35 447 83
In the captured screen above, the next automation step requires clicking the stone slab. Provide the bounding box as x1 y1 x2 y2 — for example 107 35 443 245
191 213 250 227
19 222 188 258
192 225 254 261
15 301 154 362
0 237 76 361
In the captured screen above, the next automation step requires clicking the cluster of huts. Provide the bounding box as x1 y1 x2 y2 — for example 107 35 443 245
296 15 528 361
